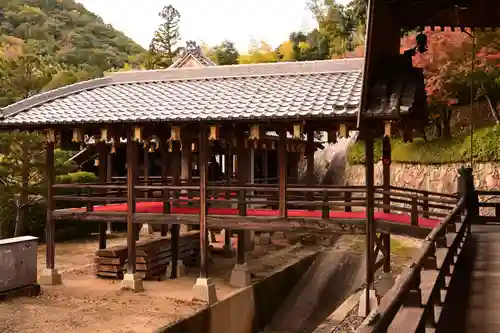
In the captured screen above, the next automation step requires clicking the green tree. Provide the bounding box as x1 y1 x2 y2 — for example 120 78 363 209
150 4 181 67
0 132 75 237
209 40 239 65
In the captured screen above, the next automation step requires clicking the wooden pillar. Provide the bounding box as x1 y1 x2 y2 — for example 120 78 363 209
45 141 56 270
39 138 62 285
306 127 315 209
262 150 268 184
126 132 138 275
364 133 375 315
171 141 181 278
97 143 109 249
224 145 233 251
236 134 248 265
106 151 113 234
199 125 209 278
382 135 391 273
143 142 149 198
278 126 288 218
160 138 170 237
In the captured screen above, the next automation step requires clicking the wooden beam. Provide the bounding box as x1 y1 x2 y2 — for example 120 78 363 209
199 123 209 278
364 132 375 315
97 143 109 250
278 126 287 218
45 141 55 270
126 131 138 274
52 211 433 239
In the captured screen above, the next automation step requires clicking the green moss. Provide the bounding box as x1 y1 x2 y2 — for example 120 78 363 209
348 125 500 165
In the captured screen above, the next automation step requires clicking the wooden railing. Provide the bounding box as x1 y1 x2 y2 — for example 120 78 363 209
355 197 468 333
51 183 460 228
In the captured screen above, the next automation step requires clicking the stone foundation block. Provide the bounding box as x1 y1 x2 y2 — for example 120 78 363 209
39 268 62 286
192 277 218 304
358 289 378 318
229 263 252 287
120 273 144 292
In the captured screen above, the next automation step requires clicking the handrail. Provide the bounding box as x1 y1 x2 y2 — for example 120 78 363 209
355 197 466 333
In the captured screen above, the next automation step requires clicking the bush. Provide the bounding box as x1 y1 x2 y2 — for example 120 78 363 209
348 125 500 165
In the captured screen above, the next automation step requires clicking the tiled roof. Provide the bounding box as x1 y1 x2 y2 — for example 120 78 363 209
1 59 366 126
170 51 216 68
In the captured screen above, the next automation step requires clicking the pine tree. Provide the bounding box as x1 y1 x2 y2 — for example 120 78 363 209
150 5 181 67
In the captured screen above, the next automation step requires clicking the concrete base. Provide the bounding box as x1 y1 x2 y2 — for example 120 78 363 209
140 223 154 236
357 289 378 317
258 233 272 245
106 222 112 235
180 224 188 233
229 263 252 287
39 268 62 285
192 277 218 304
120 273 144 292
166 260 186 278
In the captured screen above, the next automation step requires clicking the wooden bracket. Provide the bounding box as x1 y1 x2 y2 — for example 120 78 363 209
72 128 83 143
100 128 108 142
249 124 261 140
384 122 392 137
292 124 303 139
208 125 219 140
45 129 56 143
170 126 181 141
339 124 348 139
133 127 143 142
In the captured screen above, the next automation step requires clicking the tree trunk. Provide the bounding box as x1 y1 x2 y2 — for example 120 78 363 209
481 82 500 124
13 140 30 237
440 109 452 139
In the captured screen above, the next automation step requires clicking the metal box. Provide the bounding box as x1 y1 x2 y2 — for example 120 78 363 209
0 236 38 293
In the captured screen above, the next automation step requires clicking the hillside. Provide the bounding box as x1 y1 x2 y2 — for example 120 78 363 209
0 0 145 106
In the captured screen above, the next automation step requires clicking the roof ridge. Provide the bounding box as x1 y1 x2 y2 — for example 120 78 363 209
1 58 364 119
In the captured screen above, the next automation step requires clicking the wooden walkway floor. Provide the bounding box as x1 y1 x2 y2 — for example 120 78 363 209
438 224 500 333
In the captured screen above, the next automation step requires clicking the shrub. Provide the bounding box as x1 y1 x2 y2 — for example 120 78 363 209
348 125 500 165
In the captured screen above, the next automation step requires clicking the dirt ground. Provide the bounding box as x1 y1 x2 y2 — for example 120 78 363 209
0 232 320 333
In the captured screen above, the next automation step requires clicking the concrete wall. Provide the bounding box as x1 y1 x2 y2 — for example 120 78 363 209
155 252 318 333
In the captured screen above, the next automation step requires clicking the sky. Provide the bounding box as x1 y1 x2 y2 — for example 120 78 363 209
77 0 349 52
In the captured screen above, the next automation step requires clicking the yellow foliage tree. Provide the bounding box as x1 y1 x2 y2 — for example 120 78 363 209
238 40 279 64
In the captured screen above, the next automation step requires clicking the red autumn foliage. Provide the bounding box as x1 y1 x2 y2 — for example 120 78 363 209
401 28 472 106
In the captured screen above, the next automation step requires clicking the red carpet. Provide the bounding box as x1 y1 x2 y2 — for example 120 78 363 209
77 201 440 228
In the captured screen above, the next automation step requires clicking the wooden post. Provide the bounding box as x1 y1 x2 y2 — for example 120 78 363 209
278 126 288 218
423 193 429 218
98 143 108 249
143 142 149 198
160 138 170 237
236 134 248 265
39 138 62 285
181 137 193 207
306 127 315 210
224 145 233 251
171 141 181 278
199 124 209 278
411 196 419 226
262 150 269 184
106 151 113 234
126 132 137 275
45 141 56 270
382 135 391 273
364 133 375 315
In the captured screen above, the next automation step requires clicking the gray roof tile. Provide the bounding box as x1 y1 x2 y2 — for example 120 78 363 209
1 59 367 126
